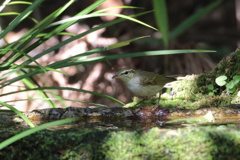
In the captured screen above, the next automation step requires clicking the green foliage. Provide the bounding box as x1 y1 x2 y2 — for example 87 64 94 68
215 75 228 86
153 0 169 48
208 75 240 95
207 84 218 95
226 75 240 93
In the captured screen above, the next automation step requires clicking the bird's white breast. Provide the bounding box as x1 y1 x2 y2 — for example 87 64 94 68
126 76 161 97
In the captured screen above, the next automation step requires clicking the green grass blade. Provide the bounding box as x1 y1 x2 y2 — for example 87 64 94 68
0 12 20 16
0 12 37 23
1 48 47 73
92 6 142 14
19 73 57 108
61 0 106 25
0 0 44 39
7 1 32 5
0 101 35 128
45 47 107 69
0 117 79 150
0 87 125 106
2 0 75 65
107 36 150 50
5 98 107 107
0 49 215 88
50 49 216 68
2 0 105 66
0 0 11 12
21 11 153 66
153 0 169 48
0 64 66 77
49 13 157 31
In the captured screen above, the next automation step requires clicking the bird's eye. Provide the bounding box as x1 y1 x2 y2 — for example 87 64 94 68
120 70 133 76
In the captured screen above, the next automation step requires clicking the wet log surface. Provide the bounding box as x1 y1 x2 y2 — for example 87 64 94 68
25 104 240 127
1 104 240 129
25 104 240 120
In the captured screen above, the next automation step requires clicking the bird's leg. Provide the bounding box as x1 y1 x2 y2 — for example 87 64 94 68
157 91 162 107
135 97 147 106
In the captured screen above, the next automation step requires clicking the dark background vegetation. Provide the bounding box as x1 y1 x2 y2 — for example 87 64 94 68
0 0 239 109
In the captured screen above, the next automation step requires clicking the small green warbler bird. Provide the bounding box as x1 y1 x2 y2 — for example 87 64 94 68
112 68 176 105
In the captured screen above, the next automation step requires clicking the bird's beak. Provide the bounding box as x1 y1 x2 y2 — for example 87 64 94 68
112 74 119 79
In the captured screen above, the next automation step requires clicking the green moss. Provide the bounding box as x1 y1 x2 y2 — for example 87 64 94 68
232 92 240 104
158 49 240 109
103 126 240 160
1 125 240 159
197 49 240 94
162 79 234 109
0 129 108 160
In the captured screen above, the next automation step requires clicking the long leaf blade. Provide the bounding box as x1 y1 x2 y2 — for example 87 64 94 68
153 0 169 48
0 101 35 128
